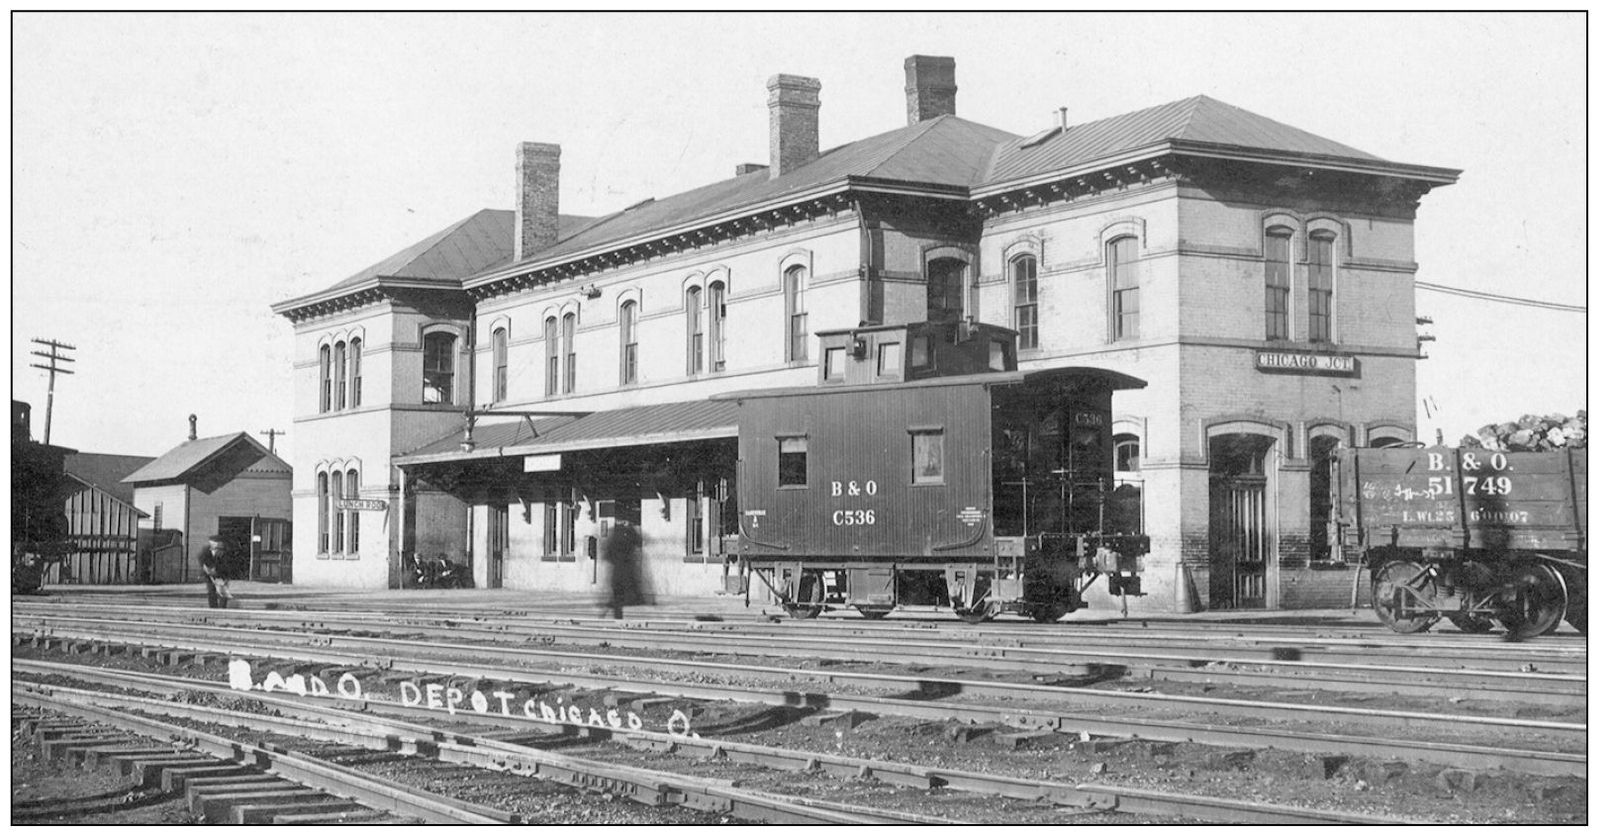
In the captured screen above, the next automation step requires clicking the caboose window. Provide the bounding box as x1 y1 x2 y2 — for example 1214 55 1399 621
877 342 901 376
911 430 944 485
823 347 846 380
988 340 1008 371
910 335 932 368
778 436 808 487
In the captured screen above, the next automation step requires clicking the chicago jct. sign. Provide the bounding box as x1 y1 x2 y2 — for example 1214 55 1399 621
1252 350 1358 376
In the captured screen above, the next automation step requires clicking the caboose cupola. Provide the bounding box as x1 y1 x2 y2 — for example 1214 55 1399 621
816 320 1018 386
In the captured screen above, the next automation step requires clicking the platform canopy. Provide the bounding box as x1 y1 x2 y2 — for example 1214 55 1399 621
394 399 739 467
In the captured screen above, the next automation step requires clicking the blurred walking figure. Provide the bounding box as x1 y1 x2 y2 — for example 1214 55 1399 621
598 523 645 619
199 535 233 609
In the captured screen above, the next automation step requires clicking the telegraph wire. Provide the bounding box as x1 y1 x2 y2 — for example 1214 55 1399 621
1415 281 1586 313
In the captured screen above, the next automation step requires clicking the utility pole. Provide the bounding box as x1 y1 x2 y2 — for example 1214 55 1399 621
29 338 76 445
259 428 285 454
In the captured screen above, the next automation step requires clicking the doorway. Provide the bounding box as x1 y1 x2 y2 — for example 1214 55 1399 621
1208 434 1275 609
487 503 508 589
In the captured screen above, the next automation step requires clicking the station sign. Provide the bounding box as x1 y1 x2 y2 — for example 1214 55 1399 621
1253 350 1358 376
335 498 388 511
524 453 562 472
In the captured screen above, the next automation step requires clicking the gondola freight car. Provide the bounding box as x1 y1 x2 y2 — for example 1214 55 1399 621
720 320 1149 623
1337 445 1587 637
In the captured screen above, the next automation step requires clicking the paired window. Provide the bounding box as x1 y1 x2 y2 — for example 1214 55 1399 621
1264 230 1293 340
1108 236 1140 341
686 286 705 375
422 332 456 404
1012 255 1039 350
544 317 559 397
926 257 966 322
543 314 577 396
540 500 577 560
491 327 508 403
318 337 363 413
709 282 727 371
619 301 638 385
1308 232 1335 343
785 266 809 363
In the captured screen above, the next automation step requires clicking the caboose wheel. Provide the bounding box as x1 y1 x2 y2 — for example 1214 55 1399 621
955 604 999 625
1449 614 1495 634
785 573 826 620
1372 560 1439 634
1027 604 1068 623
854 605 892 619
1498 563 1566 639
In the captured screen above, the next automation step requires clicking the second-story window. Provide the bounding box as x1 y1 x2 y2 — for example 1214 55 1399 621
491 327 508 403
1012 255 1039 350
334 341 348 409
349 338 362 407
927 257 966 322
562 313 577 393
316 472 329 553
544 317 559 397
619 301 638 385
1109 236 1140 341
319 345 332 413
785 265 809 363
1308 232 1335 343
1265 229 1293 340
686 286 704 376
423 332 456 404
710 281 727 371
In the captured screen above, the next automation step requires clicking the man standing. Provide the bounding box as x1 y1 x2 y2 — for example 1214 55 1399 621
199 535 232 609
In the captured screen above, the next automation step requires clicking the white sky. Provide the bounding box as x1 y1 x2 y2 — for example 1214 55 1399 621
10 12 1590 459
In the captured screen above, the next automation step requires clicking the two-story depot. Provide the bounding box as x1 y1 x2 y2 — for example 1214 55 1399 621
273 55 1459 611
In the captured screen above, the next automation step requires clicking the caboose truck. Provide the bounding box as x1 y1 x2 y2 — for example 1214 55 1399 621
719 321 1149 623
1337 445 1587 638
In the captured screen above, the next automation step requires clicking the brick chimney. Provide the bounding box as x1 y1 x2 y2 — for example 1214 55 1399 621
767 74 820 179
516 142 561 261
904 55 957 124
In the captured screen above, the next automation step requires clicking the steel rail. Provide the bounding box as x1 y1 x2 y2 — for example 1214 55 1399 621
14 678 916 825
10 686 513 824
15 615 1585 740
14 631 1586 778
14 662 1413 825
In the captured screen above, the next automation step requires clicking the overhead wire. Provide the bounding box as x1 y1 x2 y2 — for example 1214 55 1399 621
1415 281 1586 313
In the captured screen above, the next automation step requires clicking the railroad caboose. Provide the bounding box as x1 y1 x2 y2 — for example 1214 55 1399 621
720 320 1148 622
1337 445 1587 637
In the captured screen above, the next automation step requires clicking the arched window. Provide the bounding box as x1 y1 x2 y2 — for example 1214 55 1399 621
1308 232 1335 343
685 285 704 376
785 265 808 362
619 302 638 385
422 332 456 404
1114 433 1141 473
544 317 559 397
349 338 362 407
318 345 332 413
331 470 345 553
316 472 329 553
709 281 727 372
1011 255 1038 350
1108 236 1140 341
562 313 577 393
334 341 348 410
491 327 508 403
1264 229 1292 340
346 469 361 553
926 257 966 323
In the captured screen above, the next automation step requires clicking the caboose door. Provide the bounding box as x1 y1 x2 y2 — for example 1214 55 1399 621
1210 474 1268 609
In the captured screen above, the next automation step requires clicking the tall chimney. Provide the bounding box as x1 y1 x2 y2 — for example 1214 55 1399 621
767 74 820 179
187 414 197 441
904 55 957 124
516 142 561 262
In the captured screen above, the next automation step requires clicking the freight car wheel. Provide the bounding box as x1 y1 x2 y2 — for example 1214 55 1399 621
785 573 826 620
1372 560 1439 634
1564 569 1588 634
955 604 1000 625
1449 614 1495 634
855 606 892 620
1499 563 1566 639
1027 604 1068 623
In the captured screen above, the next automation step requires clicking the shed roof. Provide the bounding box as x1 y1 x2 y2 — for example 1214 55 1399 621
123 432 290 485
63 452 156 504
397 399 739 465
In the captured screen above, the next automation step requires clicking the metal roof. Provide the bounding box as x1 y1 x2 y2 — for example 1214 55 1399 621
983 95 1421 186
123 433 290 485
397 399 739 465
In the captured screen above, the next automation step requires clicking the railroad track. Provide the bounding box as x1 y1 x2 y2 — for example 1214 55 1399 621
12 602 1589 701
14 661 1419 824
12 625 1586 778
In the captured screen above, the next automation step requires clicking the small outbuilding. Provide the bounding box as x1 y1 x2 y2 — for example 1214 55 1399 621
51 452 154 584
124 422 293 583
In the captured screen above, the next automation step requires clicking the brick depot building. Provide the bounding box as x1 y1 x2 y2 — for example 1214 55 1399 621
273 56 1458 611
